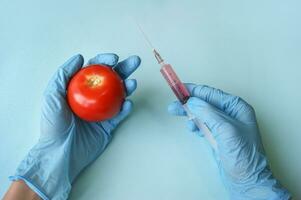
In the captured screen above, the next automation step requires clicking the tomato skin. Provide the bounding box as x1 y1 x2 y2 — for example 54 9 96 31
67 64 125 122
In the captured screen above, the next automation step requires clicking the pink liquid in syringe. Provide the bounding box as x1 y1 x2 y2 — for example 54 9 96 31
160 63 190 104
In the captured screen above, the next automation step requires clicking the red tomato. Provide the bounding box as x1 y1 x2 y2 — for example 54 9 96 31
67 64 125 122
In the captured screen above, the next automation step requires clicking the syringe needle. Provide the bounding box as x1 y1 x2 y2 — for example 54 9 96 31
134 21 164 64
134 20 156 51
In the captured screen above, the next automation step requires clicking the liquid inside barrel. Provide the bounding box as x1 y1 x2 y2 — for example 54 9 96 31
160 64 190 104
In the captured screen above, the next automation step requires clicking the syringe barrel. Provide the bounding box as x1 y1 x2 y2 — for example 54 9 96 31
160 63 190 104
160 63 218 151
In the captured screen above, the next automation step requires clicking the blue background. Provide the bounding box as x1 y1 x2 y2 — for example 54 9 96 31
0 0 300 199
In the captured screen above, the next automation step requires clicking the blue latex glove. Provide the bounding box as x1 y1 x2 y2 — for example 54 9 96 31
9 53 141 200
168 83 291 200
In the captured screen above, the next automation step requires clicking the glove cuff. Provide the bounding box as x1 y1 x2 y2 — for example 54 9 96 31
10 135 73 200
9 175 50 200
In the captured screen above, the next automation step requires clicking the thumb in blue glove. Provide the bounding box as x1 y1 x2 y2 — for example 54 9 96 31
9 53 141 200
168 83 291 200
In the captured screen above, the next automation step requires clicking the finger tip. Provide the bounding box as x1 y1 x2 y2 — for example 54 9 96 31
68 54 84 64
76 53 84 60
115 56 141 79
111 53 119 61
125 79 137 96
123 99 133 111
167 105 175 114
167 101 186 115
185 83 207 97
105 53 119 65
128 55 141 69
90 53 119 66
184 83 196 93
186 97 202 111
132 79 137 86
187 97 197 103
186 120 198 132
167 101 178 113
131 55 141 66
184 83 196 87
127 79 137 88
77 54 84 66
188 97 202 104
62 54 84 74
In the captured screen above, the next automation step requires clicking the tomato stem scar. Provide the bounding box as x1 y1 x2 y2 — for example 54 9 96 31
86 75 102 88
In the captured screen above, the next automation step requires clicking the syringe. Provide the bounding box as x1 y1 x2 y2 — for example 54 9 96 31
137 24 218 150
154 49 217 150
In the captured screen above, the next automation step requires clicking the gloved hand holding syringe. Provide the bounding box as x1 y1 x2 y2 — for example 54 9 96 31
137 23 218 150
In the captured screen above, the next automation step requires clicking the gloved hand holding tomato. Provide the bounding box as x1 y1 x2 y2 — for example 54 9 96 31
9 53 141 199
